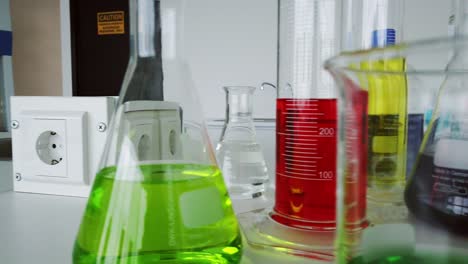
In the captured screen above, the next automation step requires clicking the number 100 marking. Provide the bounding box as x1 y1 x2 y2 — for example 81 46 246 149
319 171 334 179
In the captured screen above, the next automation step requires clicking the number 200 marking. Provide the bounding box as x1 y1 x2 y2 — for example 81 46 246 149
319 128 335 136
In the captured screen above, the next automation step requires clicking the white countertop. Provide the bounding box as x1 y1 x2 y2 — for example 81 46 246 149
0 170 326 264
2 160 467 263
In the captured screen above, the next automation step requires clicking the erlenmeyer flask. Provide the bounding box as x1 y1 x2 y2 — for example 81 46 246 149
404 0 468 238
405 77 468 235
216 86 269 203
405 38 468 238
72 1 242 263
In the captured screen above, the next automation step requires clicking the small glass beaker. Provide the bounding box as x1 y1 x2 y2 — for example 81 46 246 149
216 86 270 206
326 37 468 264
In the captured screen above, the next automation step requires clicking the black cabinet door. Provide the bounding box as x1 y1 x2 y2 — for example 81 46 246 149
70 0 130 96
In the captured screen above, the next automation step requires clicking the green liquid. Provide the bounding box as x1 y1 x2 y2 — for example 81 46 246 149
349 251 467 264
73 163 242 264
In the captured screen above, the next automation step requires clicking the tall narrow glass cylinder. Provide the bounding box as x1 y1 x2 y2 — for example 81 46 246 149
238 0 344 260
273 0 341 230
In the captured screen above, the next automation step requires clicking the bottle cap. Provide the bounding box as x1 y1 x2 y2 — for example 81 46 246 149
372 29 396 48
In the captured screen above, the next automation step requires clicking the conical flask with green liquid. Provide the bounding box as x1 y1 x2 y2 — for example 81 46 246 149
72 1 242 263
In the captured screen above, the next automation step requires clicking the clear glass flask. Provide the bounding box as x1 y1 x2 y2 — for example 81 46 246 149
216 86 269 202
326 36 468 264
238 0 342 260
72 1 242 263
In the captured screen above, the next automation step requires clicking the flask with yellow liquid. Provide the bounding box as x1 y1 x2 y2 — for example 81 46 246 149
342 0 409 224
364 29 408 214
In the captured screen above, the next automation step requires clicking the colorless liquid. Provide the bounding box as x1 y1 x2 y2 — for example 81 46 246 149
217 142 269 200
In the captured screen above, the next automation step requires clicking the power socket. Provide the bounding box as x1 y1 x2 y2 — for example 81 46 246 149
36 130 64 166
123 101 182 161
11 96 117 197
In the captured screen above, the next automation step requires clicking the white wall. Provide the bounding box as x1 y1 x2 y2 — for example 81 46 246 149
185 0 278 120
191 0 452 120
404 0 451 42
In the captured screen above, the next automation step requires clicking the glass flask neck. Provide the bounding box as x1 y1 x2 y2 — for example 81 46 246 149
129 0 163 59
224 86 255 122
123 0 186 103
220 86 257 142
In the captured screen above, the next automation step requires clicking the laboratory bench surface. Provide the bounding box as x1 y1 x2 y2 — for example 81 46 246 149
1 165 465 263
0 185 326 263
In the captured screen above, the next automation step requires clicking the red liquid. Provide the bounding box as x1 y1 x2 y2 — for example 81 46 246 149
273 98 338 229
273 83 369 230
343 78 369 229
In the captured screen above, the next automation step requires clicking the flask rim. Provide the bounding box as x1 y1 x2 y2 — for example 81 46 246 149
325 36 468 76
223 86 256 94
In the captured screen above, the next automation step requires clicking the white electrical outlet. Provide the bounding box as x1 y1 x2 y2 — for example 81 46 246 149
123 101 182 161
11 96 117 197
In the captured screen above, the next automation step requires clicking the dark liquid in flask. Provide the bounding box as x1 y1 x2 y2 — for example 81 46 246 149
273 98 338 229
405 153 468 236
406 113 424 178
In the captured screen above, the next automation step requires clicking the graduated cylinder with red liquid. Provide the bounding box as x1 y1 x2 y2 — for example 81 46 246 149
274 98 338 229
271 0 368 231
238 0 367 258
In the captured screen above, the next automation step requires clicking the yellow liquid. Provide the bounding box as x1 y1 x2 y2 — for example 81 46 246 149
360 58 407 197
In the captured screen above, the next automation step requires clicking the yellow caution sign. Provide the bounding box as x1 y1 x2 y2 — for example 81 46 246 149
97 11 125 35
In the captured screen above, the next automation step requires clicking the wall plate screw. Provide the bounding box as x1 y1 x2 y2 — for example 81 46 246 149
11 120 19 129
15 173 22 181
98 122 107 132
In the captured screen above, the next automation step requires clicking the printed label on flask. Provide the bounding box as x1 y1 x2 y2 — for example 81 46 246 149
431 138 468 216
432 165 468 216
